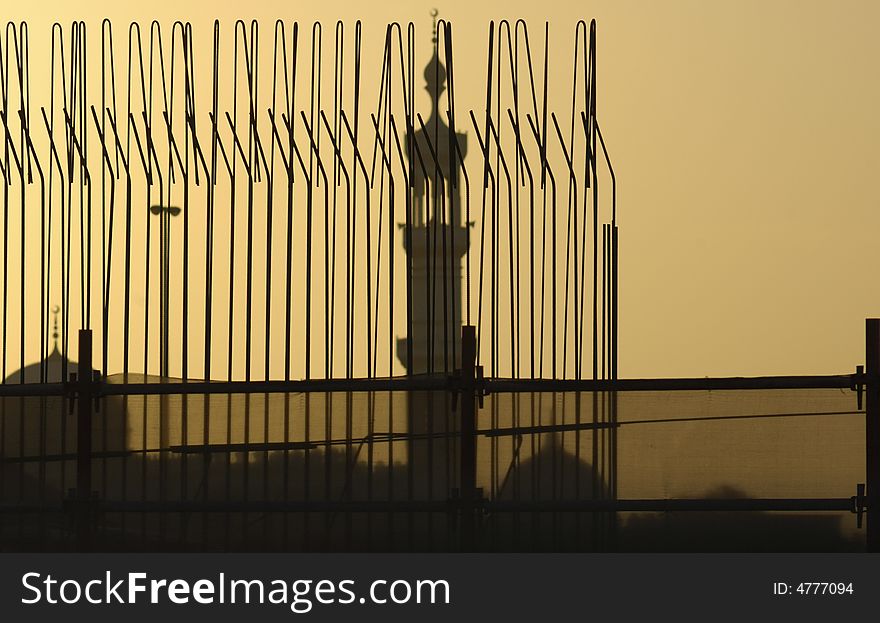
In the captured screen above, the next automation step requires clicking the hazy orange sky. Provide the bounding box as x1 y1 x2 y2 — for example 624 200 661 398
1 0 878 379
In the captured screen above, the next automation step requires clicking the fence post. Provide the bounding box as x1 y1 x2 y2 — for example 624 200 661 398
76 329 93 550
867 319 879 552
459 325 478 550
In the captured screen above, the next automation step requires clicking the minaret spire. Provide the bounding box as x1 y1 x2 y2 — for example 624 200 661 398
51 305 60 353
424 8 447 116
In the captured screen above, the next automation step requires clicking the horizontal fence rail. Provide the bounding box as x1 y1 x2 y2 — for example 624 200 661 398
0 373 864 397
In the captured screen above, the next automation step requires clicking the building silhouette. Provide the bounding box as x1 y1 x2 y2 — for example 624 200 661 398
396 17 469 376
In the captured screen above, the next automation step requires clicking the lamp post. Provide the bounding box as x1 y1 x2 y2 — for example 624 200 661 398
149 204 181 378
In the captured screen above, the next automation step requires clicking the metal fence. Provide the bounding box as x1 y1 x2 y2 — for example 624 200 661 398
0 18 875 552
0 323 873 552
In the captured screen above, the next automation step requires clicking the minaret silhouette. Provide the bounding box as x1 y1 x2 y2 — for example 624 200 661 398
395 10 469 376
394 12 471 516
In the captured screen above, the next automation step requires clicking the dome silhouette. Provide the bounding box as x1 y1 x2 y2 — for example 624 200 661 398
2 344 90 384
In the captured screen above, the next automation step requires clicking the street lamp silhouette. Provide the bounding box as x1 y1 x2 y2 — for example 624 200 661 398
149 204 181 378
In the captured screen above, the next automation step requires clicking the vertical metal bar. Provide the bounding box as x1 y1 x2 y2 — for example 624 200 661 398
612 224 617 380
602 223 607 379
867 318 879 552
76 328 93 550
352 23 362 381
460 325 477 550
590 21 598 383
206 20 219 383
283 27 297 382
1 44 7 386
